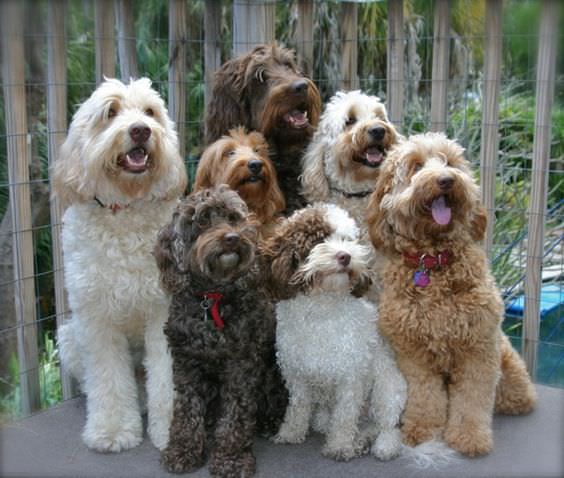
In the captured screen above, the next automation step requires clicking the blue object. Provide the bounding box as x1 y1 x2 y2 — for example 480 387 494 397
505 284 563 320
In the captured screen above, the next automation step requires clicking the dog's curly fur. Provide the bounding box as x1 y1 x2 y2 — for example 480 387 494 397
205 43 322 213
155 185 286 477
194 127 285 236
261 204 406 462
53 78 187 453
366 132 537 457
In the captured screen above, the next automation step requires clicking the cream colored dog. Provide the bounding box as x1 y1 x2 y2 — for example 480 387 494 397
53 78 187 452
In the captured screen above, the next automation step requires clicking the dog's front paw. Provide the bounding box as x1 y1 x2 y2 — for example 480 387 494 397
272 428 306 445
402 419 441 447
82 415 143 452
322 442 356 462
148 416 170 451
371 428 402 461
161 446 205 474
209 450 256 478
445 423 492 457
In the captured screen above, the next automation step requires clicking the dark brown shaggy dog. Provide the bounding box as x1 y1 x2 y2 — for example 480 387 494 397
155 185 286 477
193 127 285 236
205 43 322 213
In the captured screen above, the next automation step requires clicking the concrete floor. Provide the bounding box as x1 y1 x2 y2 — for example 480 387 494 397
1 384 563 478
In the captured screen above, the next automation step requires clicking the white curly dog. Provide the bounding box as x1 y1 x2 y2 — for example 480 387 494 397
53 78 187 452
270 204 407 461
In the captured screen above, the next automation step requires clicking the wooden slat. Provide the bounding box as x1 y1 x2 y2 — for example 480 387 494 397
204 0 222 110
523 0 559 378
479 0 502 257
168 0 187 160
340 2 359 91
0 0 41 414
387 0 404 126
294 0 314 76
115 0 138 81
94 0 116 84
47 0 77 400
232 0 276 57
430 0 450 132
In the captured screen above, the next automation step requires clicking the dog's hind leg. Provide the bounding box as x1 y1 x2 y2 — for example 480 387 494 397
495 334 537 415
144 304 174 451
79 317 142 452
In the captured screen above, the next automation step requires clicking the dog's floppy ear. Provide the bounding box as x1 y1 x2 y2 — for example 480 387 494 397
366 159 396 252
154 200 197 293
204 56 251 144
51 119 90 209
301 134 330 201
193 138 227 191
471 203 488 242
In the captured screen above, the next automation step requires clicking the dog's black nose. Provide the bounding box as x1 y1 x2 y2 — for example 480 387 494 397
248 159 263 174
291 80 308 94
438 175 454 191
336 251 351 267
129 123 151 144
368 126 386 141
224 232 240 249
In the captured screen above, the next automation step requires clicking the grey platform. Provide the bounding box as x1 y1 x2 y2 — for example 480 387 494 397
1 384 563 478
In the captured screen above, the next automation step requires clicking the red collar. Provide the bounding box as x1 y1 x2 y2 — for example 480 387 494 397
95 197 129 214
200 292 225 330
403 250 451 269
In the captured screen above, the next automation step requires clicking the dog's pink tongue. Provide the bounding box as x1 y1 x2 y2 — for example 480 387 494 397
431 195 451 225
284 110 308 127
365 146 383 165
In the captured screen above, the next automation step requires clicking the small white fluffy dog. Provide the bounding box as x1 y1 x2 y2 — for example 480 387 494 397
301 90 401 234
52 78 187 452
262 204 406 462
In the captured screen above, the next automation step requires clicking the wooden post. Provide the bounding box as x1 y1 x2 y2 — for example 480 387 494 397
204 0 222 110
387 0 404 126
232 0 276 57
295 0 314 76
94 0 116 84
47 0 77 400
430 0 450 132
340 2 359 91
523 0 559 378
479 0 502 257
168 0 187 160
115 0 138 81
0 0 41 415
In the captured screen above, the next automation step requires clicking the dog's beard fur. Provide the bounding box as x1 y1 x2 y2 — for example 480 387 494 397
292 238 371 295
52 78 186 208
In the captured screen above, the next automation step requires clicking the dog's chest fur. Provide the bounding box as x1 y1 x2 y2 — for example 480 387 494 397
167 289 275 363
276 293 378 381
378 245 504 369
62 200 177 333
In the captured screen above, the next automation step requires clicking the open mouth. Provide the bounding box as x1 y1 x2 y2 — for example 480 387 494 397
283 107 309 129
426 194 452 226
354 144 386 168
117 147 149 174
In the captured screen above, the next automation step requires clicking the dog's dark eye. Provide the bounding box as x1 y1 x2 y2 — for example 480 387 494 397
197 213 210 227
227 150 236 157
145 108 154 117
108 108 117 119
227 212 240 224
413 163 423 173
345 117 356 127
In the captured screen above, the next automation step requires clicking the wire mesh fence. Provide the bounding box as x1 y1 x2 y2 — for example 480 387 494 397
0 0 562 420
